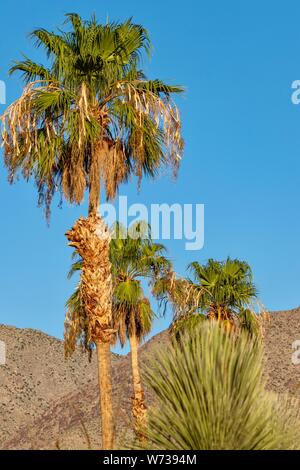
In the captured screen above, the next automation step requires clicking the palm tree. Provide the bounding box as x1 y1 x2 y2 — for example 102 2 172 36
143 322 300 450
186 258 258 331
65 222 171 443
155 257 261 336
0 14 183 448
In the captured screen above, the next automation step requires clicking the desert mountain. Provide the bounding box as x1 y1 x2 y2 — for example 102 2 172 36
0 307 300 449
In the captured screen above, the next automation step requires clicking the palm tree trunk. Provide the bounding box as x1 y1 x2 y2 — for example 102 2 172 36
88 148 101 215
96 339 114 449
66 209 114 450
129 333 148 443
88 153 114 450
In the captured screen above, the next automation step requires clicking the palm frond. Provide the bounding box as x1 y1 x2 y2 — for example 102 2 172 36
9 57 53 83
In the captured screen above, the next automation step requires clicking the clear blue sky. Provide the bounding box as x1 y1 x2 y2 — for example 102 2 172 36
1 0 300 349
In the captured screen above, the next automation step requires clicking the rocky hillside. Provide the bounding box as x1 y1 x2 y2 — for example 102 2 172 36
0 307 300 449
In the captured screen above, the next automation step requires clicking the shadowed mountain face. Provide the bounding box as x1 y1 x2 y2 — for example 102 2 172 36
0 307 300 450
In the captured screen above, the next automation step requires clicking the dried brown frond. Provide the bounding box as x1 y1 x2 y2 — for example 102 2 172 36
114 81 184 182
96 139 128 200
0 81 97 218
62 147 86 204
160 271 204 326
64 284 92 359
111 303 128 347
1 81 59 158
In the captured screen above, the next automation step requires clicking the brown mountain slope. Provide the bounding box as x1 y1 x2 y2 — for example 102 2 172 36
0 307 300 449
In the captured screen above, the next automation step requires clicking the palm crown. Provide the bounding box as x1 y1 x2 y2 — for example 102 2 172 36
172 258 258 334
154 257 259 335
1 14 184 218
189 258 257 316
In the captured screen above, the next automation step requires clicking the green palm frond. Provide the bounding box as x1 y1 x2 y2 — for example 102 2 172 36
133 80 184 96
9 57 53 82
30 28 71 68
67 258 83 280
138 299 155 335
114 280 142 306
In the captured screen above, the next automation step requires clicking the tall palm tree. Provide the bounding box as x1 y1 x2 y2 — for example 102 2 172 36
0 14 183 448
65 222 171 443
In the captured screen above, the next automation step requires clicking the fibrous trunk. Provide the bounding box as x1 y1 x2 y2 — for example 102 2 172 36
96 340 113 449
66 213 114 449
129 333 148 444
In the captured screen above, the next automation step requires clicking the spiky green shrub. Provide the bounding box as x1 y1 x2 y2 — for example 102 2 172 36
143 322 300 450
